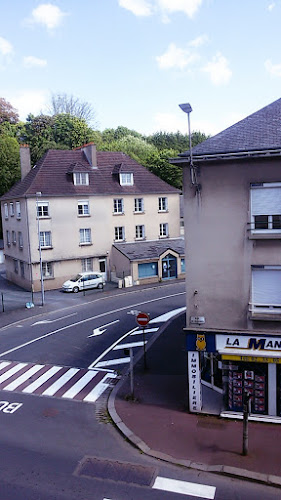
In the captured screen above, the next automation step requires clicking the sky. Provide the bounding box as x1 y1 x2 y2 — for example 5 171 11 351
1 0 281 137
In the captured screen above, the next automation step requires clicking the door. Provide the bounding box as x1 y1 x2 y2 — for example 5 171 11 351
99 258 107 282
162 254 177 279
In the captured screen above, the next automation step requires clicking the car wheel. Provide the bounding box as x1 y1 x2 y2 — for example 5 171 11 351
97 282 104 289
73 286 79 293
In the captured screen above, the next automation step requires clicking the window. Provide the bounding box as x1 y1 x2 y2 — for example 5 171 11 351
120 172 133 186
12 231 16 245
42 262 53 278
4 203 8 219
134 198 144 213
159 223 168 238
40 231 51 248
181 258 185 273
74 172 89 185
138 262 158 278
82 257 93 272
250 183 281 234
78 201 90 216
113 198 124 214
18 231 23 249
158 197 168 212
37 202 49 218
250 266 281 316
9 202 14 217
20 261 24 278
135 225 145 239
114 226 125 241
16 201 21 219
79 228 91 245
6 230 10 246
13 259 18 274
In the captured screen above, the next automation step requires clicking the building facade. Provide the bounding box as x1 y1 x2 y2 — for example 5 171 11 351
1 143 184 291
172 99 281 420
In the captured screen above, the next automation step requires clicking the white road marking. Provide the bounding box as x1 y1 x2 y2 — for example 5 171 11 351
0 361 11 371
32 312 77 326
0 363 27 383
95 358 130 368
84 373 117 402
113 341 147 350
41 368 79 396
88 326 138 369
150 307 186 323
0 293 185 358
23 366 62 393
88 319 120 338
62 371 98 399
130 327 159 335
153 476 216 499
3 364 44 391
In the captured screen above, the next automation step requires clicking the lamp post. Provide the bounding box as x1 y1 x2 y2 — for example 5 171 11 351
179 103 196 185
36 192 44 306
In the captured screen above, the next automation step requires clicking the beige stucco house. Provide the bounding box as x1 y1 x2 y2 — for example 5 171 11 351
172 98 281 420
1 143 184 291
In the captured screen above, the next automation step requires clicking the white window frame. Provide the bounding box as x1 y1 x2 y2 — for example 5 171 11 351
74 172 89 186
159 222 168 238
134 198 144 213
120 172 133 186
6 230 10 247
114 226 125 241
78 200 90 216
18 231 23 249
113 198 124 214
158 197 168 212
135 224 145 240
12 230 16 245
16 201 21 219
79 228 91 245
4 203 8 219
250 183 281 234
42 262 53 278
40 231 51 248
81 257 93 272
20 261 25 278
9 202 14 217
13 259 18 274
250 266 281 315
37 201 49 218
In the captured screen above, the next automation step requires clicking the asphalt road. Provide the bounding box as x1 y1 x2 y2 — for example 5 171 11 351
0 281 280 499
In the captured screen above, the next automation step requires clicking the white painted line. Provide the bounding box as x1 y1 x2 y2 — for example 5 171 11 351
42 368 79 396
0 363 27 384
0 293 185 357
130 328 159 335
32 312 77 326
113 341 147 350
150 306 186 323
3 364 44 391
95 358 130 368
84 373 116 403
62 371 98 399
88 319 120 337
0 361 11 371
88 326 138 369
23 366 63 393
152 476 216 499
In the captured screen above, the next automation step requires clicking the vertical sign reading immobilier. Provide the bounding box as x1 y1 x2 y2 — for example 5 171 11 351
188 351 202 412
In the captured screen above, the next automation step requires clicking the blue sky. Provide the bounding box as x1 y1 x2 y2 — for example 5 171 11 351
1 0 281 137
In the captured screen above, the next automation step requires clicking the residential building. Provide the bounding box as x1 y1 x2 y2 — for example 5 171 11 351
1 143 184 291
172 98 281 419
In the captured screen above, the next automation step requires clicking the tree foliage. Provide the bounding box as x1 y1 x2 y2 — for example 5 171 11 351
0 136 20 196
48 93 97 126
0 97 19 125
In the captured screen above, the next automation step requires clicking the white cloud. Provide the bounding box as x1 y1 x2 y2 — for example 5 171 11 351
157 0 203 19
27 3 67 30
0 36 13 56
268 2 276 11
118 0 153 16
23 56 47 69
7 90 50 121
156 42 198 70
202 53 232 85
188 34 208 48
265 58 281 77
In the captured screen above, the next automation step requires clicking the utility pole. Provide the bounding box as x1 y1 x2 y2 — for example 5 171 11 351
242 391 251 456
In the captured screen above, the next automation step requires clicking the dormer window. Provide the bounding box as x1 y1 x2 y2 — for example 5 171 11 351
74 172 89 186
120 172 133 186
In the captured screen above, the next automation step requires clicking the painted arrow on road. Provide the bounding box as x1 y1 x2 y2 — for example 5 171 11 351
88 319 120 338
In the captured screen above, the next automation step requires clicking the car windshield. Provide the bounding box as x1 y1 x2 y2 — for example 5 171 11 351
70 274 82 282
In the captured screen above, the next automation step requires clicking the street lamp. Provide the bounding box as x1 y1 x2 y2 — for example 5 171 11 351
179 103 196 186
36 192 44 306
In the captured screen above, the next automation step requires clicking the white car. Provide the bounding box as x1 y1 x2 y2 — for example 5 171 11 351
62 272 105 293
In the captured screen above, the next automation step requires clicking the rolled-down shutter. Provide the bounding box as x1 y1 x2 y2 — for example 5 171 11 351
251 186 281 216
252 268 281 305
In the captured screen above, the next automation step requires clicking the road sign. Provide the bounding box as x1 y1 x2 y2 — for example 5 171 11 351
136 311 150 327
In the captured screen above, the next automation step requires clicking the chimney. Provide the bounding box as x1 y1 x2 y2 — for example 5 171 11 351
20 145 31 179
82 142 97 169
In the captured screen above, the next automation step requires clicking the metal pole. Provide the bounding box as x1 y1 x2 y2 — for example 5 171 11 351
143 327 147 370
1 292 4 312
242 392 251 456
210 353 214 387
36 193 44 306
129 348 134 399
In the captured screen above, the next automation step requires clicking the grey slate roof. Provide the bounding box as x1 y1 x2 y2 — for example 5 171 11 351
113 238 185 261
180 97 281 157
1 149 179 201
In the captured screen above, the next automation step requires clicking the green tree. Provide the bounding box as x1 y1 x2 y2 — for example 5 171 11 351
48 92 97 126
144 149 182 189
0 136 20 196
53 113 95 149
0 97 19 125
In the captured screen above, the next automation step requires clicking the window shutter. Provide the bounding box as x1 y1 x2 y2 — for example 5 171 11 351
251 186 281 215
252 269 281 305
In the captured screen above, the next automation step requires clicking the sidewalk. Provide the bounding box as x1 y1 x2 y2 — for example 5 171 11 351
108 314 281 488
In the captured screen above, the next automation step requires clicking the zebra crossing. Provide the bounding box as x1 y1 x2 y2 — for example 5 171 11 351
0 360 117 404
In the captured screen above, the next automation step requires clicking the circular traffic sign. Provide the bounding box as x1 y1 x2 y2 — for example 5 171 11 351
136 311 150 327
